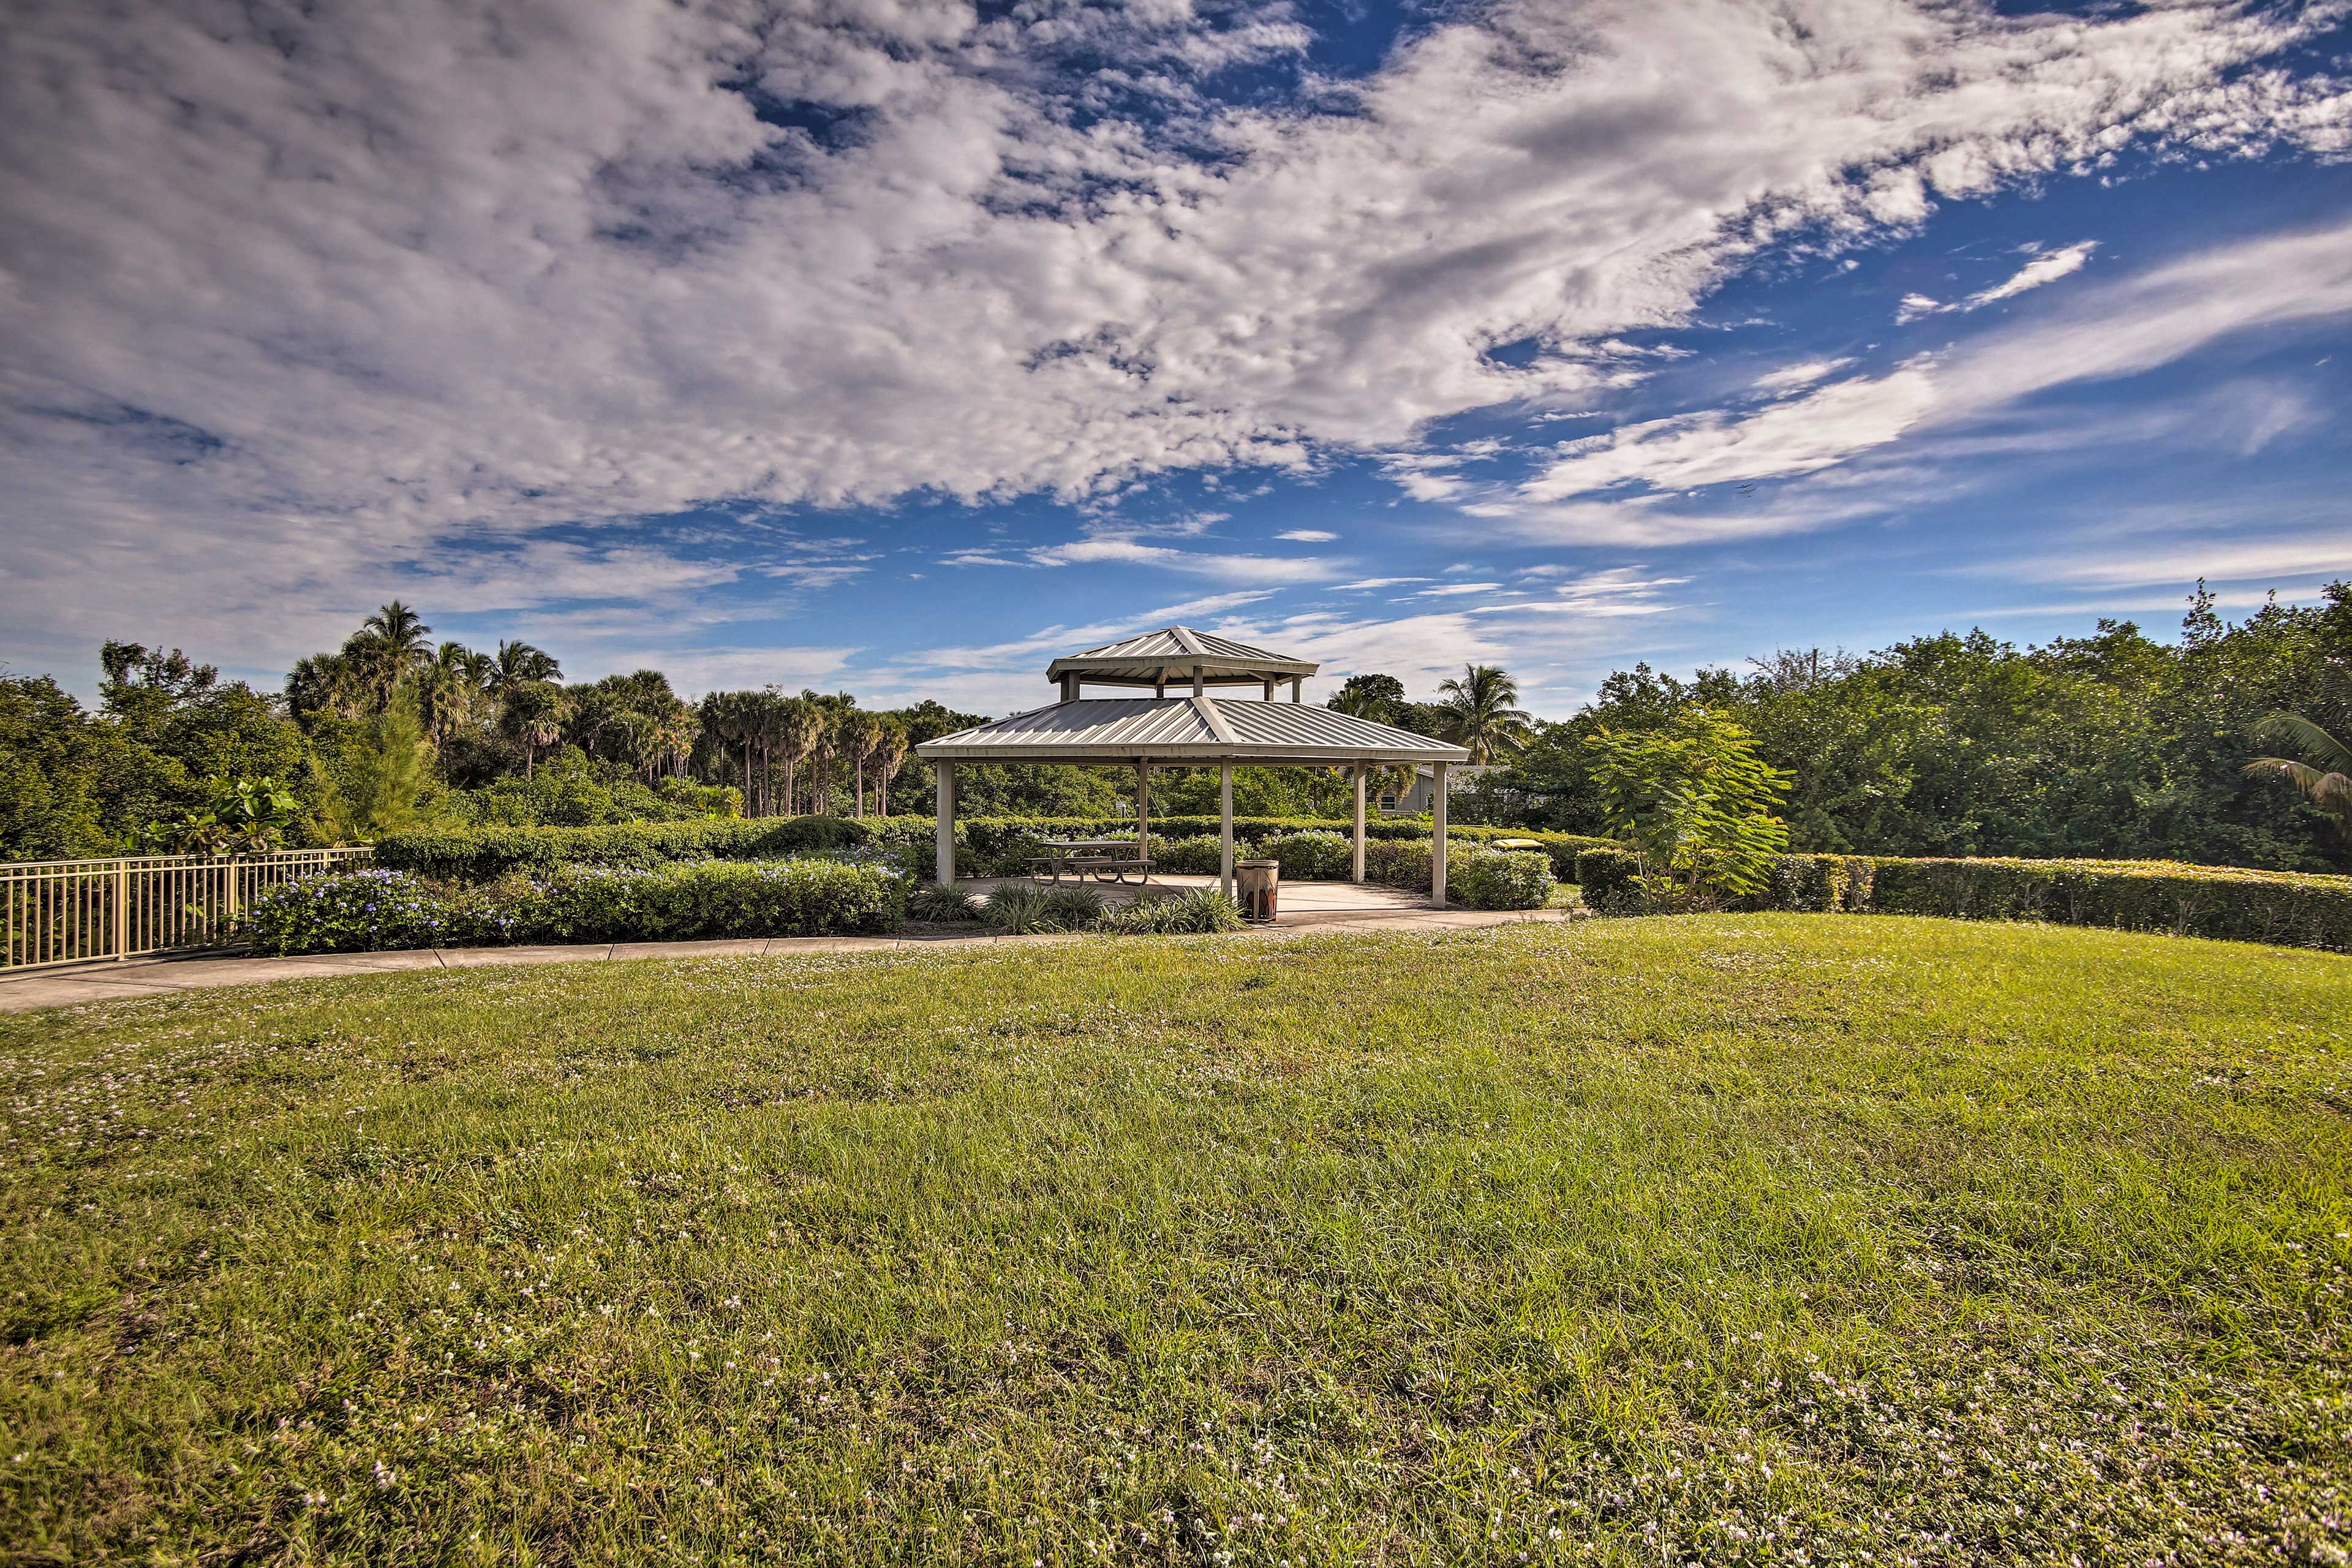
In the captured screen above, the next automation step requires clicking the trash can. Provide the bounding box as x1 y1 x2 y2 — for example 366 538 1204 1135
1234 858 1280 923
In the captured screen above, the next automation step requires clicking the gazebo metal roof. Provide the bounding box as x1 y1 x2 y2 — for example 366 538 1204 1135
1044 625 1317 688
916 695 1465 764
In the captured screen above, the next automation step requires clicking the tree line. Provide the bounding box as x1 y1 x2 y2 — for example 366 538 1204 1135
1455 582 2352 873
2 582 2345 870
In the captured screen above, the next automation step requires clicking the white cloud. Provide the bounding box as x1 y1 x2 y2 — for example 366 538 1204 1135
1333 576 1431 590
2010 533 2352 590
1026 538 1341 582
1414 582 1503 597
1967 241 2098 306
1499 220 2352 532
1 0 2345 673
1901 239 2100 323
1520 369 1940 501
1275 529 1339 542
1752 358 1855 393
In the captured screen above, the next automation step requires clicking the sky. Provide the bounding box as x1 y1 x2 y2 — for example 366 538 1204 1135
2 0 2349 719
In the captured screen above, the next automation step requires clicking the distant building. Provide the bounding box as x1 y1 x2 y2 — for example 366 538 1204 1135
1381 763 1502 815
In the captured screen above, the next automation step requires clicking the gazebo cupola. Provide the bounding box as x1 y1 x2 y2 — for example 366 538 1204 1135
1046 626 1320 702
914 624 1472 905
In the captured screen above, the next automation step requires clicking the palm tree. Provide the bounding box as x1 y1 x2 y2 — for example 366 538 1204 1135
285 651 367 725
649 703 698 781
1434 663 1533 764
500 680 567 777
773 695 824 817
699 691 752 808
846 712 886 816
415 642 494 745
2245 711 2352 837
805 703 843 816
361 601 434 670
489 639 561 692
869 717 910 817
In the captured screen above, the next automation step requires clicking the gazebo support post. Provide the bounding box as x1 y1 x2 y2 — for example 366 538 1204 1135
1218 762 1234 897
1352 764 1367 883
1135 760 1150 876
934 761 956 884
1431 761 1449 907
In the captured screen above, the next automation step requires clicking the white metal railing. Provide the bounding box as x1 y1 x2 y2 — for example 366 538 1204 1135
1 847 374 973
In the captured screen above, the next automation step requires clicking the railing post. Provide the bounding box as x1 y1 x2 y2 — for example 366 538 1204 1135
113 858 128 962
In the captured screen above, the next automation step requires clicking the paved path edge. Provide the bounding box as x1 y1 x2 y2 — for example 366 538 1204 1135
0 908 1580 1012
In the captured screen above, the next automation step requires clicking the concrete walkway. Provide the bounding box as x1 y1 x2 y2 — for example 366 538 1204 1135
0 877 1577 1013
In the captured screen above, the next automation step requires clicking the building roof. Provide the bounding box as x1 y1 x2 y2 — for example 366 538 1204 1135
1044 625 1317 688
914 695 1468 764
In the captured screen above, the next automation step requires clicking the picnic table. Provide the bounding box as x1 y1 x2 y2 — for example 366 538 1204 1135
1028 837 1155 885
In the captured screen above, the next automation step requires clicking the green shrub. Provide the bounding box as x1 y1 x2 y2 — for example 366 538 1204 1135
241 868 511 954
245 860 904 955
1154 834 1227 875
1364 839 1432 891
979 883 1105 935
1578 846 2352 952
376 813 1620 885
1449 850 1556 911
906 883 981 922
1365 840 1552 909
1098 888 1247 934
1263 831 1354 881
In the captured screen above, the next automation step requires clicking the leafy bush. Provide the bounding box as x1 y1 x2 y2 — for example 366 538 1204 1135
241 868 510 954
1362 840 1553 909
905 883 981 922
374 816 874 880
1097 888 1247 934
978 883 1105 935
246 859 905 955
1153 834 1227 875
376 813 1619 885
1575 846 2352 952
1263 831 1354 881
1448 849 1556 911
451 772 739 828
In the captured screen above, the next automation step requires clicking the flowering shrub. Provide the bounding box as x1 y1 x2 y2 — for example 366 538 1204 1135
241 868 511 954
246 859 905 955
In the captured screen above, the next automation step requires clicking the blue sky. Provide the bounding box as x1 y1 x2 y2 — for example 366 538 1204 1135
2 0 2348 717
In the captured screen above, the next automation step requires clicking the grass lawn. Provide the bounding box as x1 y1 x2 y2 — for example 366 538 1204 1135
1 916 2347 1566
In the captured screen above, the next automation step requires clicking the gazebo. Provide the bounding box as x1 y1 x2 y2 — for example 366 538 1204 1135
915 627 1473 904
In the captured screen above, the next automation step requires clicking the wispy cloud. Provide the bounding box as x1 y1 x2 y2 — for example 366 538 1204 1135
1026 538 1341 582
1752 358 1855 393
1967 241 2099 308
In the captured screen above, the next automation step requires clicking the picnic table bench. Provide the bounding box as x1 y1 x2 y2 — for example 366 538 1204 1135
1028 838 1155 885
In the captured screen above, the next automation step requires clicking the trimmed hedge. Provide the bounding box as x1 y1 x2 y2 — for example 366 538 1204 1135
375 815 1618 883
1574 846 2352 952
244 861 905 955
1363 841 1556 910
